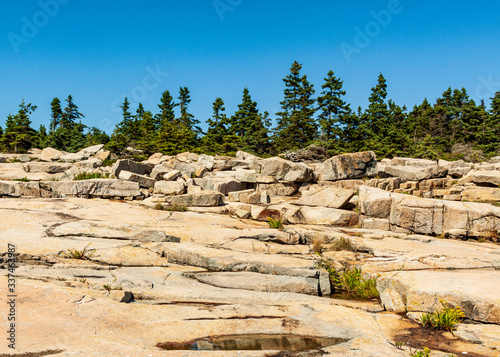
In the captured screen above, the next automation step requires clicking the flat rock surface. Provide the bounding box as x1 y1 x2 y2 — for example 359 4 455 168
0 196 499 356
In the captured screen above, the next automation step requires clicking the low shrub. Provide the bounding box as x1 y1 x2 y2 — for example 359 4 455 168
419 299 465 333
74 172 109 180
267 217 283 230
166 203 188 212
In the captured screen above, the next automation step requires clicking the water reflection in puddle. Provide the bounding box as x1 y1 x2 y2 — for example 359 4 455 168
158 334 348 351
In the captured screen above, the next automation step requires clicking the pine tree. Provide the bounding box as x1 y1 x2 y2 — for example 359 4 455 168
203 97 229 154
85 127 109 146
46 95 86 152
177 87 199 151
275 61 317 151
1 100 38 153
362 73 389 155
230 88 270 154
317 70 350 150
37 124 48 148
108 97 139 152
136 103 157 154
49 97 62 132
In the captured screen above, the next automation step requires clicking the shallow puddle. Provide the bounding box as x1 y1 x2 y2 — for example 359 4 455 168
157 334 348 351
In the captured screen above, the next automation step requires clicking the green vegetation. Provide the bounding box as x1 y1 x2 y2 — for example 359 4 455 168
12 177 30 182
419 299 465 333
103 278 122 294
101 158 116 167
317 257 379 300
63 243 94 260
73 172 109 180
331 237 353 251
166 203 188 212
267 217 283 230
1 62 500 160
410 347 431 357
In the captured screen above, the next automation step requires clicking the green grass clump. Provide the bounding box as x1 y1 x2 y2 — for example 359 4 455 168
419 299 465 333
12 177 30 182
74 172 109 180
267 217 283 230
102 158 117 167
166 203 188 212
331 237 353 251
410 347 431 357
317 258 379 300
63 243 94 260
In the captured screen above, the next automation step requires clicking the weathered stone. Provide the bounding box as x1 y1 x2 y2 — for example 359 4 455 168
194 165 207 178
235 169 257 183
162 170 181 181
18 154 30 162
60 153 85 162
235 209 251 219
177 152 199 162
0 156 6 163
359 185 393 219
75 158 102 170
193 272 319 295
173 161 197 176
111 159 152 178
131 230 181 243
198 154 215 170
257 182 300 196
94 150 110 161
167 190 224 207
213 159 248 171
228 189 255 202
40 147 64 162
360 217 391 231
461 187 500 202
255 174 277 184
259 158 313 182
282 205 359 226
296 187 355 209
77 144 104 156
43 179 141 198
380 288 406 313
23 162 73 174
119 170 155 189
0 181 20 196
460 170 500 187
187 185 202 194
153 181 185 195
319 151 377 181
390 157 437 167
150 163 172 180
384 165 447 181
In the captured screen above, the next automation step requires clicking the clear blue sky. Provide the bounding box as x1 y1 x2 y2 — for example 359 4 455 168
1 0 499 134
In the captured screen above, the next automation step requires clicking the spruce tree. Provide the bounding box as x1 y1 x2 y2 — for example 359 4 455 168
203 97 229 154
275 61 317 152
46 95 86 152
230 88 270 154
136 104 157 154
317 70 350 150
1 100 38 153
49 97 63 132
362 73 389 155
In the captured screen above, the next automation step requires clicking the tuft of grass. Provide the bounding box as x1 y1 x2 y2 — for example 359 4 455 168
154 203 165 210
267 217 283 230
102 158 116 167
312 238 323 254
74 171 109 180
63 243 95 260
12 177 30 182
410 347 431 357
331 237 353 251
419 299 465 333
166 203 188 212
103 279 122 294
317 258 379 300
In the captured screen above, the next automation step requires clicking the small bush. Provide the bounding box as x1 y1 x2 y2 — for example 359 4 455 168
154 203 165 210
74 172 109 180
166 203 188 212
267 217 283 230
12 177 30 182
410 348 431 357
331 237 353 251
419 299 465 332
317 258 379 300
102 158 117 167
64 243 94 260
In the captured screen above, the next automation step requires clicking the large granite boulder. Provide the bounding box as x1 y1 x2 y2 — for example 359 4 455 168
167 190 224 207
319 151 377 181
34 179 141 198
296 186 355 209
460 170 500 187
119 170 155 189
384 165 447 181
111 159 152 178
259 158 313 182
40 147 64 162
154 181 186 195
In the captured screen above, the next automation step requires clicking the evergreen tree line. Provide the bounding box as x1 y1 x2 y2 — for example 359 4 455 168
2 61 500 160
